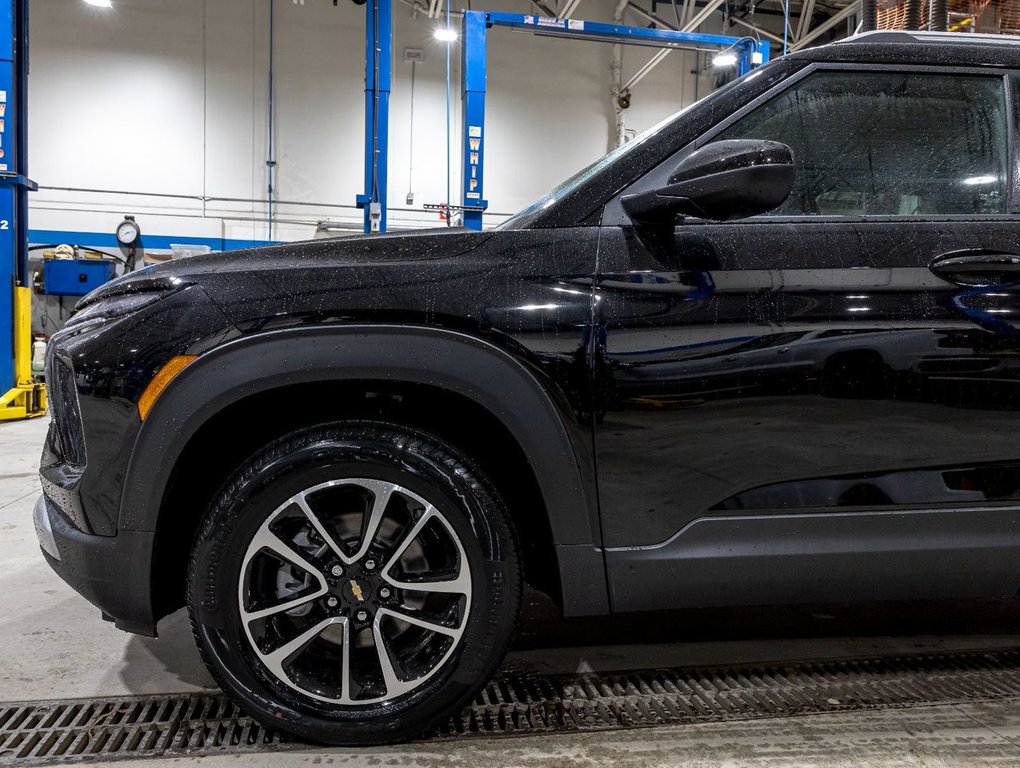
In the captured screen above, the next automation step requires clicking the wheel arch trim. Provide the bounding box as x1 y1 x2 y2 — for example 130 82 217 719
120 324 608 617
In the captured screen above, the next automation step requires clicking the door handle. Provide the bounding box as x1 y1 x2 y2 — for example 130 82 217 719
929 250 1020 287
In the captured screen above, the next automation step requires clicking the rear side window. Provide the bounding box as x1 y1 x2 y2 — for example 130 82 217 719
717 71 1009 217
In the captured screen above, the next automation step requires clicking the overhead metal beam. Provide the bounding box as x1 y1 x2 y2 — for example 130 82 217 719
623 49 669 92
631 0 827 47
626 2 680 32
729 15 786 44
561 0 583 19
795 0 816 40
533 0 559 18
791 1 858 49
487 10 762 50
628 0 781 42
622 0 729 92
684 0 731 33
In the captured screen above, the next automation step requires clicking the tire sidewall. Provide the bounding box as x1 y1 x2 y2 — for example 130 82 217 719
189 423 519 744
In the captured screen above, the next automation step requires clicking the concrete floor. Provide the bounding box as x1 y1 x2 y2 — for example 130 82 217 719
5 416 1020 766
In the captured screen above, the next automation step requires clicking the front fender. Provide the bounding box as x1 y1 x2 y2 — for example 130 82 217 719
121 324 608 615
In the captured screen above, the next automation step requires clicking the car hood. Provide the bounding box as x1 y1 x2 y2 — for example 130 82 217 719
80 227 495 306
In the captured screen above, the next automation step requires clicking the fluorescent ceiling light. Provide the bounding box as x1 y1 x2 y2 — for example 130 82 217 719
712 52 738 67
84 0 113 7
434 27 458 42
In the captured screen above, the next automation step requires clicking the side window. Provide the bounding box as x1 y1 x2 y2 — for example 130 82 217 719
716 71 1009 216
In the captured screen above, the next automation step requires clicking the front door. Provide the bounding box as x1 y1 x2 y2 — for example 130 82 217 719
593 65 1020 612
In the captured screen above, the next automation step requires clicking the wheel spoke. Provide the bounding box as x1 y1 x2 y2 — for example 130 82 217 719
246 526 327 587
349 479 396 563
241 588 326 624
383 569 470 595
294 493 353 565
381 506 469 594
372 614 409 698
341 618 353 703
295 481 395 565
377 605 463 638
380 506 437 577
260 617 339 678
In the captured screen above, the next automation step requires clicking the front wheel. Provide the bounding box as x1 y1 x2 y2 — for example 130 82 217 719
187 421 522 745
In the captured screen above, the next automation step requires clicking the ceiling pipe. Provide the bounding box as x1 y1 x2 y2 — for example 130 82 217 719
928 0 948 30
266 0 276 240
610 0 630 149
861 0 878 32
904 0 922 29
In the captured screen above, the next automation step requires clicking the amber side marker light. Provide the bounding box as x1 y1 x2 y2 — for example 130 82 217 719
137 355 199 421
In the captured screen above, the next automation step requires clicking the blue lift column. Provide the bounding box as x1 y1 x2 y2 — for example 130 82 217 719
458 10 769 231
460 11 488 232
357 0 392 233
0 0 44 421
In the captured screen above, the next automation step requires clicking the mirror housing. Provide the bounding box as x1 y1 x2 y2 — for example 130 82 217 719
621 139 796 224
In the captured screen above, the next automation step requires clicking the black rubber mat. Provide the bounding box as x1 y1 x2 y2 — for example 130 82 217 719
4 648 1020 763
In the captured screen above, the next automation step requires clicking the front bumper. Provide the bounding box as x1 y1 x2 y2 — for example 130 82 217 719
34 494 158 637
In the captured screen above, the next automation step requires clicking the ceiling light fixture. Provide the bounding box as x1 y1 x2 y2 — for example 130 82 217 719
434 27 458 42
84 0 113 7
712 52 738 67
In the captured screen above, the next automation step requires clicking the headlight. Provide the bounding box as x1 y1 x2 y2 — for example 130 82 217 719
65 290 170 327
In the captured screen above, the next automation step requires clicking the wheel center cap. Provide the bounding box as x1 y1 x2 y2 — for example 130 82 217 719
343 577 372 604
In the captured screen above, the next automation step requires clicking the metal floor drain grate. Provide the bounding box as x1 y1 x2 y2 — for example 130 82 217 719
0 694 286 764
4 648 1020 763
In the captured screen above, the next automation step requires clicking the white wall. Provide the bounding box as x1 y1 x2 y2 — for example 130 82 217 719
27 0 749 249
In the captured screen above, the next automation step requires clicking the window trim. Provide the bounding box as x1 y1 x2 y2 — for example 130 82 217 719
603 62 1017 227
1007 73 1020 215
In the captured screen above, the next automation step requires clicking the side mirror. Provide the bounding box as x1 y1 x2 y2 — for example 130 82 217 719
621 139 796 224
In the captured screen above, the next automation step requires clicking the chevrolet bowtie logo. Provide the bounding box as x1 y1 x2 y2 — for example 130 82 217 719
349 579 366 602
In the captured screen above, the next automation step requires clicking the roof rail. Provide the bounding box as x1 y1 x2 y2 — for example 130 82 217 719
837 29 1020 45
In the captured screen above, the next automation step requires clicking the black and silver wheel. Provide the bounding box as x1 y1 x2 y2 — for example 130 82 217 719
187 421 522 745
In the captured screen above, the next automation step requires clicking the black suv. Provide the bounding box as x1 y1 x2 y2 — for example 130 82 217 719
37 31 1020 744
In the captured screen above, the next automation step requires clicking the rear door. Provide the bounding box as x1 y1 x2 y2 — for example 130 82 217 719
593 64 1020 612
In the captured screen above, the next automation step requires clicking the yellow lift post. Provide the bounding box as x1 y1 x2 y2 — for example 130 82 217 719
0 286 46 420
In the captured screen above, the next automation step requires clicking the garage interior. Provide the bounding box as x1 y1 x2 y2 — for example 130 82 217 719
6 0 1020 766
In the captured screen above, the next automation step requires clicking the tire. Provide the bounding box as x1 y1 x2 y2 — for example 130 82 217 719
187 420 522 745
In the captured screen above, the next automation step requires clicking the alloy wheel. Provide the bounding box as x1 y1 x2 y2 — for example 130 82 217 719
237 478 472 705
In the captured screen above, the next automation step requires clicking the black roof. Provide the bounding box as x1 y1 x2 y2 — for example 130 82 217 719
790 30 1020 68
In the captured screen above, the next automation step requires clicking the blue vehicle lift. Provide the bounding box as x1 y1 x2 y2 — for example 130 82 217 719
356 4 767 234
0 0 44 420
458 10 769 230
